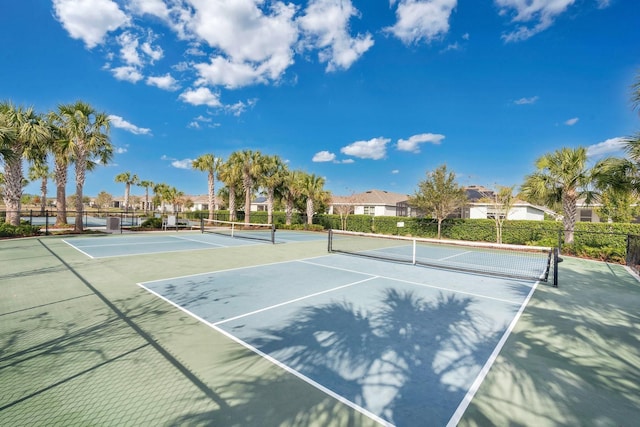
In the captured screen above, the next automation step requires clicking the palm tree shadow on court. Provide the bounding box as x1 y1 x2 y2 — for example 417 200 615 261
171 288 505 427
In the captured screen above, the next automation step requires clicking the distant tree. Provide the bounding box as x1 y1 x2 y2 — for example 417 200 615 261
521 147 597 244
301 173 329 226
409 164 467 239
333 191 361 231
138 180 154 213
114 171 139 211
232 150 264 224
218 159 242 221
54 101 112 232
281 170 304 226
258 154 287 225
95 191 113 209
477 185 516 244
153 182 170 213
28 159 52 215
0 102 49 225
192 153 221 220
596 188 639 223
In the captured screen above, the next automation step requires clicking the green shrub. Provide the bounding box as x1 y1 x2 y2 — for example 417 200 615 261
0 222 41 238
140 217 163 228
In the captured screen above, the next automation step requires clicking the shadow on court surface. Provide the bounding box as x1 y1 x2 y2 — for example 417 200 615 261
0 235 638 426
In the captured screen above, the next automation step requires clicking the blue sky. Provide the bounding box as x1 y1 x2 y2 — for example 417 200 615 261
2 0 639 200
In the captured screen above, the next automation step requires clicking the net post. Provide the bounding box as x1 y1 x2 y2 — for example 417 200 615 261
200 217 204 233
328 229 333 252
270 223 276 244
553 247 559 287
412 238 417 265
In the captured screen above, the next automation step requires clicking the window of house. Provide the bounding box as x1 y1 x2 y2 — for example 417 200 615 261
580 209 592 222
363 206 375 216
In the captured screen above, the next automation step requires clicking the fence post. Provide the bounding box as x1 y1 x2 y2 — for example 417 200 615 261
45 210 49 235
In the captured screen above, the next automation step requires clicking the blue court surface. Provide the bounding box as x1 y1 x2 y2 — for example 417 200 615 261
62 230 325 258
139 253 538 426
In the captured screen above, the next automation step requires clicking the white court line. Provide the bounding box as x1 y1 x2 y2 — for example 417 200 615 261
70 239 186 248
438 250 473 261
137 278 392 427
445 280 540 427
170 235 227 247
62 239 95 259
299 259 526 306
213 276 378 326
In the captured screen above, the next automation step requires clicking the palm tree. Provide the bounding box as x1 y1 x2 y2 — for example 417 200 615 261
114 171 139 211
218 157 243 221
55 101 112 232
139 180 154 213
521 147 597 244
259 154 287 225
230 150 264 224
301 173 329 226
192 153 221 220
28 161 51 215
0 102 49 225
43 113 73 226
153 182 170 213
281 169 304 226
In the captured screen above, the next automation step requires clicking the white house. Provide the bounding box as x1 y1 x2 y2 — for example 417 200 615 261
329 189 415 217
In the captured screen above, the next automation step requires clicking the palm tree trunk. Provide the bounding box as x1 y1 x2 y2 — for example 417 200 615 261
208 173 215 221
229 188 236 221
267 188 275 225
306 198 314 225
563 192 577 244
40 177 47 216
54 159 68 226
244 178 252 224
285 199 293 225
74 153 87 232
3 155 23 226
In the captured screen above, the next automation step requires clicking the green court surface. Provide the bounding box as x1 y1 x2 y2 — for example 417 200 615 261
1 232 639 426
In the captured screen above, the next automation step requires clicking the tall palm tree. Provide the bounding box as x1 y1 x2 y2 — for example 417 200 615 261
44 113 73 226
139 180 154 213
192 153 221 220
302 173 329 226
0 102 49 225
153 182 170 213
281 169 304 226
230 150 264 224
114 171 139 211
28 161 51 215
259 154 287 225
55 101 112 232
521 147 597 244
218 156 243 221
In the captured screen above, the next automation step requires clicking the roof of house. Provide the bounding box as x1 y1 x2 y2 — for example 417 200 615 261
331 189 410 205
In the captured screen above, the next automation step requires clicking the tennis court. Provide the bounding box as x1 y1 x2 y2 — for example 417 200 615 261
62 230 326 258
1 230 639 426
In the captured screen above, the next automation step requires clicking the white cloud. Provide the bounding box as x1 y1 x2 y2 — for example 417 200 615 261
147 73 180 91
118 32 142 66
514 96 539 105
392 169 400 174
312 151 337 162
127 0 170 21
386 0 458 45
299 0 374 72
115 146 128 154
179 87 223 107
397 133 445 153
587 137 627 158
141 41 163 62
565 117 579 126
110 65 143 83
496 0 576 42
341 137 390 160
188 1 298 87
171 159 194 169
108 115 151 135
53 0 129 48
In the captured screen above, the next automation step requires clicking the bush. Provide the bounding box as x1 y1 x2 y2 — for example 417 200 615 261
140 217 163 228
0 222 41 238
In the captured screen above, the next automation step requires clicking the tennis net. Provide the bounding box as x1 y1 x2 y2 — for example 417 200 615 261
328 229 558 286
201 218 276 244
